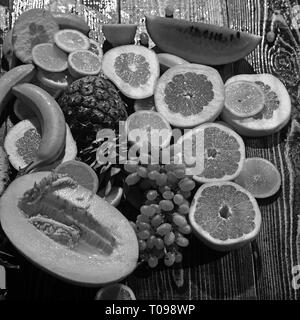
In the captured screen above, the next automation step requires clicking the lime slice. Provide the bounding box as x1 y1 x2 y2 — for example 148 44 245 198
54 29 90 53
224 80 265 118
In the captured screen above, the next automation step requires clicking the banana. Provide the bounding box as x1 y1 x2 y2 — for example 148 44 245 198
12 83 66 173
0 64 35 115
52 12 90 35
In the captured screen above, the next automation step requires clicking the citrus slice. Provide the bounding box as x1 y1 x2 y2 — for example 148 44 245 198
234 157 281 198
134 96 156 112
189 181 262 251
98 186 123 207
12 9 59 63
55 160 99 193
4 119 77 171
102 45 160 99
88 39 103 58
222 74 291 137
68 50 102 78
224 80 265 118
155 64 225 128
176 122 245 183
37 69 73 91
32 43 68 72
54 29 90 53
102 24 138 47
95 284 136 300
126 111 172 149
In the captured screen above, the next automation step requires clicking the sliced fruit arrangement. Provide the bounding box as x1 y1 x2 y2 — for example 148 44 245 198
12 9 60 63
55 160 99 194
102 45 160 99
125 111 172 149
177 122 245 183
234 157 281 198
189 181 262 251
4 119 77 172
102 24 138 47
0 172 138 285
68 50 102 78
11 83 66 173
224 80 265 118
95 284 136 300
54 29 90 53
51 11 90 35
155 64 224 128
146 15 262 65
32 43 68 73
222 74 291 137
125 157 195 268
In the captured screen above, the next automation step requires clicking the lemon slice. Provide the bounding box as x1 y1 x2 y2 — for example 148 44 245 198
54 29 90 53
68 50 101 78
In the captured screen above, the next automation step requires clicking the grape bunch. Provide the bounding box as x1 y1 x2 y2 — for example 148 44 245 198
124 158 196 268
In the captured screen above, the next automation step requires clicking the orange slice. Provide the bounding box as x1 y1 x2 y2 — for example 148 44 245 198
234 157 281 198
125 110 172 149
189 181 262 251
55 160 99 193
54 29 90 53
224 80 265 118
32 43 68 73
68 50 101 78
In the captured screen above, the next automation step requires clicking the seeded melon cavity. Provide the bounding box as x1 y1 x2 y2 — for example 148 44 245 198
0 172 138 285
102 45 160 99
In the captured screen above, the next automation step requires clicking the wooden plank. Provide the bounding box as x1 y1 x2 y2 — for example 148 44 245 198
226 0 300 300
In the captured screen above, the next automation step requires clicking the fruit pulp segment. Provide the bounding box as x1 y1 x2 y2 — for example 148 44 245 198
58 31 88 51
199 127 242 179
70 51 101 73
33 44 68 70
194 184 256 240
114 52 151 88
164 72 214 116
16 128 41 165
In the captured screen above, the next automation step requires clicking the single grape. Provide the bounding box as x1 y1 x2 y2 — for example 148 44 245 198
164 252 176 267
147 235 156 249
138 239 147 251
148 170 159 180
138 230 151 240
266 30 276 43
162 190 174 200
176 235 189 247
136 221 151 231
173 194 184 205
124 161 138 173
125 172 141 186
139 32 149 48
179 178 196 192
130 221 137 232
159 185 171 194
172 213 188 227
164 231 175 246
154 237 165 250
156 173 168 186
150 204 161 214
167 171 178 185
178 204 190 215
136 214 150 223
156 223 172 236
179 190 192 199
151 214 163 228
174 251 183 263
179 224 192 235
148 255 158 268
174 169 185 179
159 199 174 212
147 190 158 201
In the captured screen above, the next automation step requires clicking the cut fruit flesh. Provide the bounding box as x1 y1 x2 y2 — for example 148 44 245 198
102 45 160 99
146 15 262 65
102 24 138 47
68 50 102 78
54 29 90 53
224 80 265 118
176 122 245 182
155 64 225 128
32 43 68 73
189 181 261 251
222 74 291 137
234 157 281 198
0 172 138 286
95 284 136 300
126 110 172 148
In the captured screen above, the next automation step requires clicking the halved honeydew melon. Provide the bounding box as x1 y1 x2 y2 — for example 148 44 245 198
0 171 138 286
221 74 291 137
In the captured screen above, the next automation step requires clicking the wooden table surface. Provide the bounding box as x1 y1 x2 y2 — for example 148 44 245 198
0 0 300 300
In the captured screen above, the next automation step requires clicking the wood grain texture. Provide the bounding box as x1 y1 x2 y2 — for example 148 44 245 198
1 0 300 300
